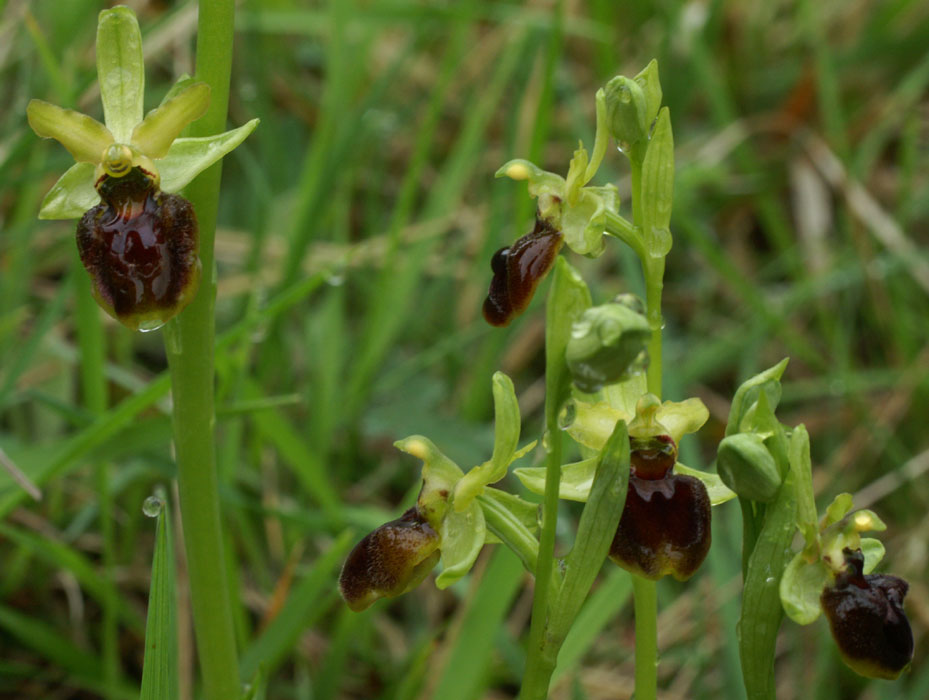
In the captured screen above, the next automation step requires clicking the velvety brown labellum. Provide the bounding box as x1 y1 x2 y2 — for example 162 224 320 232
338 506 440 612
609 473 711 581
76 167 200 331
630 434 677 480
482 216 563 327
821 549 913 680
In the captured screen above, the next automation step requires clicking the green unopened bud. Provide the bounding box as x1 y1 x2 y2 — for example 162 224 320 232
604 76 649 155
565 302 650 393
716 433 782 502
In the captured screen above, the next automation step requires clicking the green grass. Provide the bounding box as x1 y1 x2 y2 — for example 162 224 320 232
1 0 927 697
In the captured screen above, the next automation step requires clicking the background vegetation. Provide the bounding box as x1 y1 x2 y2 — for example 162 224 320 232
0 0 926 698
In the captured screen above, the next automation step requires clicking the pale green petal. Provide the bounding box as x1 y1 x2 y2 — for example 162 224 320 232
395 435 462 530
822 493 854 528
655 397 709 443
560 185 618 257
435 500 486 589
674 463 737 506
37 163 99 220
514 457 598 502
131 83 210 159
780 552 829 625
860 538 885 573
27 100 113 163
158 119 260 193
566 401 631 451
96 7 144 143
600 373 647 417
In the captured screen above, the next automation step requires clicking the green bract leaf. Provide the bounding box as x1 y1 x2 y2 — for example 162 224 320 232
789 425 817 540
96 6 144 143
726 359 789 437
131 83 211 159
674 463 737 506
454 372 525 511
634 59 662 128
780 550 830 625
435 500 486 589
158 119 260 193
37 163 99 220
515 457 598 502
640 107 674 258
860 538 885 573
480 488 539 534
26 100 114 163
395 435 463 530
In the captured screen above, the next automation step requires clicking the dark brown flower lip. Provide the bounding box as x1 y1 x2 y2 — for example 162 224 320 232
76 167 200 330
482 215 563 327
609 473 711 581
338 506 441 612
630 434 677 480
820 548 914 679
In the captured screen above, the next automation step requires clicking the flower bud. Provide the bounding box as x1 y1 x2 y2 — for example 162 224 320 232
716 433 782 502
821 549 913 680
565 302 650 393
76 166 200 331
603 76 649 153
483 216 563 327
338 507 441 612
609 473 711 581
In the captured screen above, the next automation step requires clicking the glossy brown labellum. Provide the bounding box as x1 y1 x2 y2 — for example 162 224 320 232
820 549 913 679
630 434 677 480
76 167 200 330
609 473 711 581
482 216 563 327
338 506 441 612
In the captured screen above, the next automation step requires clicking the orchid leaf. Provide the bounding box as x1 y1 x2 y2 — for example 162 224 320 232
132 83 211 159
96 7 144 143
158 119 259 194
37 163 99 220
27 100 113 163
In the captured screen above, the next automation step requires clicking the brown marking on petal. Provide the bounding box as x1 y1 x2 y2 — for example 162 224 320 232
482 216 563 327
609 474 711 581
76 167 199 330
338 507 440 612
821 549 914 679
630 434 677 480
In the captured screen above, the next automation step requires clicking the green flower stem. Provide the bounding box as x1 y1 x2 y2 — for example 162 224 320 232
162 2 239 700
74 264 118 698
632 575 659 700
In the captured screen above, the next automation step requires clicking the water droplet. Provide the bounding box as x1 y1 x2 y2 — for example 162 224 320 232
142 496 164 518
138 319 166 333
617 141 631 154
326 273 345 287
765 576 776 585
557 400 577 431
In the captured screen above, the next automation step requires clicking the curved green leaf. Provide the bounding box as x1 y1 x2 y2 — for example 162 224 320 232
96 6 144 143
158 119 259 194
140 500 179 700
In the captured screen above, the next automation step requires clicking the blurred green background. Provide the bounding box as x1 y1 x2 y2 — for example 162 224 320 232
1 0 927 698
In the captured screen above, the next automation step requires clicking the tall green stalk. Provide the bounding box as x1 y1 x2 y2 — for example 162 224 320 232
162 2 240 699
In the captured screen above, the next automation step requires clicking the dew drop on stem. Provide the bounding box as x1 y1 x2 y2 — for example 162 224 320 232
142 495 164 518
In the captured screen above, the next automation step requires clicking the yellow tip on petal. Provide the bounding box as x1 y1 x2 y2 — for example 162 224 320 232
854 512 873 531
403 438 429 461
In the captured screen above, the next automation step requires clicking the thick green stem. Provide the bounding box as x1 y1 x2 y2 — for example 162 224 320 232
629 153 663 699
632 575 659 700
163 2 240 699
